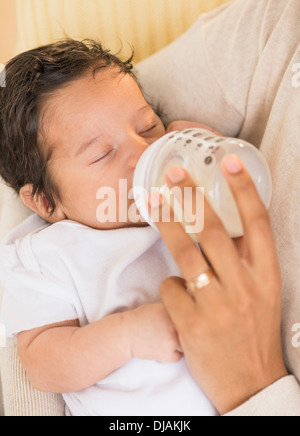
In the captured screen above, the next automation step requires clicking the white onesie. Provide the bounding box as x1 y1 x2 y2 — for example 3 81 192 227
0 214 217 416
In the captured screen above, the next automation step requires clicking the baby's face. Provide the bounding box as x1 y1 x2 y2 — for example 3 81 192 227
40 69 166 229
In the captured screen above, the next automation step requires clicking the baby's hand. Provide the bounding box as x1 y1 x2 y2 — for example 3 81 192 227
123 303 182 363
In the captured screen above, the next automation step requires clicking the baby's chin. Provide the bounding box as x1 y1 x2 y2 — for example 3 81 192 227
92 213 150 231
88 220 149 232
128 221 150 229
117 215 150 230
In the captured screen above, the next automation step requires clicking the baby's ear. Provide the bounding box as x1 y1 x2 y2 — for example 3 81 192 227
20 184 66 223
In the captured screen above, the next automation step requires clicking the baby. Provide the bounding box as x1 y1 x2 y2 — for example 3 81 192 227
0 39 217 416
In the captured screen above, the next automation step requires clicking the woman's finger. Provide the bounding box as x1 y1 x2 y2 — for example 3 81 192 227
148 192 221 305
148 192 209 282
221 156 279 276
163 168 245 292
160 277 195 330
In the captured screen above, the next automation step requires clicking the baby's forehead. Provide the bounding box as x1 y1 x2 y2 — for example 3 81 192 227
41 69 142 119
38 70 147 153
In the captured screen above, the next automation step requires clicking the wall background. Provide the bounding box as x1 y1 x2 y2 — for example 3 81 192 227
1 0 231 64
0 0 18 63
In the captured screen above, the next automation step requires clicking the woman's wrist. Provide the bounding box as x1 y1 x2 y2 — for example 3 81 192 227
216 369 289 415
224 376 300 417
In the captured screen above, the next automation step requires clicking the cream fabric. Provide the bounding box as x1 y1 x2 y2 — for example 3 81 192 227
0 184 33 416
224 376 300 417
0 182 32 243
0 344 65 416
15 0 231 62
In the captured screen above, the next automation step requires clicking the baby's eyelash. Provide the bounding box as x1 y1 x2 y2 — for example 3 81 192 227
140 124 157 135
90 150 113 165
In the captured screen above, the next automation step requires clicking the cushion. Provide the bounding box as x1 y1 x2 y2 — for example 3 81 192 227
0 181 32 243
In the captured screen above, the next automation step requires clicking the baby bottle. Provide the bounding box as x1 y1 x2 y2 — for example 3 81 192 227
133 128 272 238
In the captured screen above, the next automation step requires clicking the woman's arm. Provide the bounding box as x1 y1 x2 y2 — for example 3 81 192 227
18 303 181 394
148 157 299 415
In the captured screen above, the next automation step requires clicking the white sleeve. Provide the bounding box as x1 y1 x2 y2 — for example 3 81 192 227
224 376 300 417
0 240 79 338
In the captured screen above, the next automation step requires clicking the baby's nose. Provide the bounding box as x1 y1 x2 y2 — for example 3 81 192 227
128 153 143 171
127 139 149 170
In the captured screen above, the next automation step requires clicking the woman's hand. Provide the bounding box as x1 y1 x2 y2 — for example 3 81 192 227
148 156 288 415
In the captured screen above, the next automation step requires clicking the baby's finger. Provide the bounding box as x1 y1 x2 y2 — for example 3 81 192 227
162 168 244 293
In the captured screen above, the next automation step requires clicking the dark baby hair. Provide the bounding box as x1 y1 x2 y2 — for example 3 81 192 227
0 39 135 214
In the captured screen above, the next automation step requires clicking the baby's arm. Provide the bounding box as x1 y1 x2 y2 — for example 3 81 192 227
18 303 181 394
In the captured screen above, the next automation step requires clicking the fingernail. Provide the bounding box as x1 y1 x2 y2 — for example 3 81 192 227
167 167 187 184
223 155 243 174
148 192 162 209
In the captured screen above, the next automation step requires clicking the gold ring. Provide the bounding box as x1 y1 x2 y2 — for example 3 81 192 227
186 269 215 293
